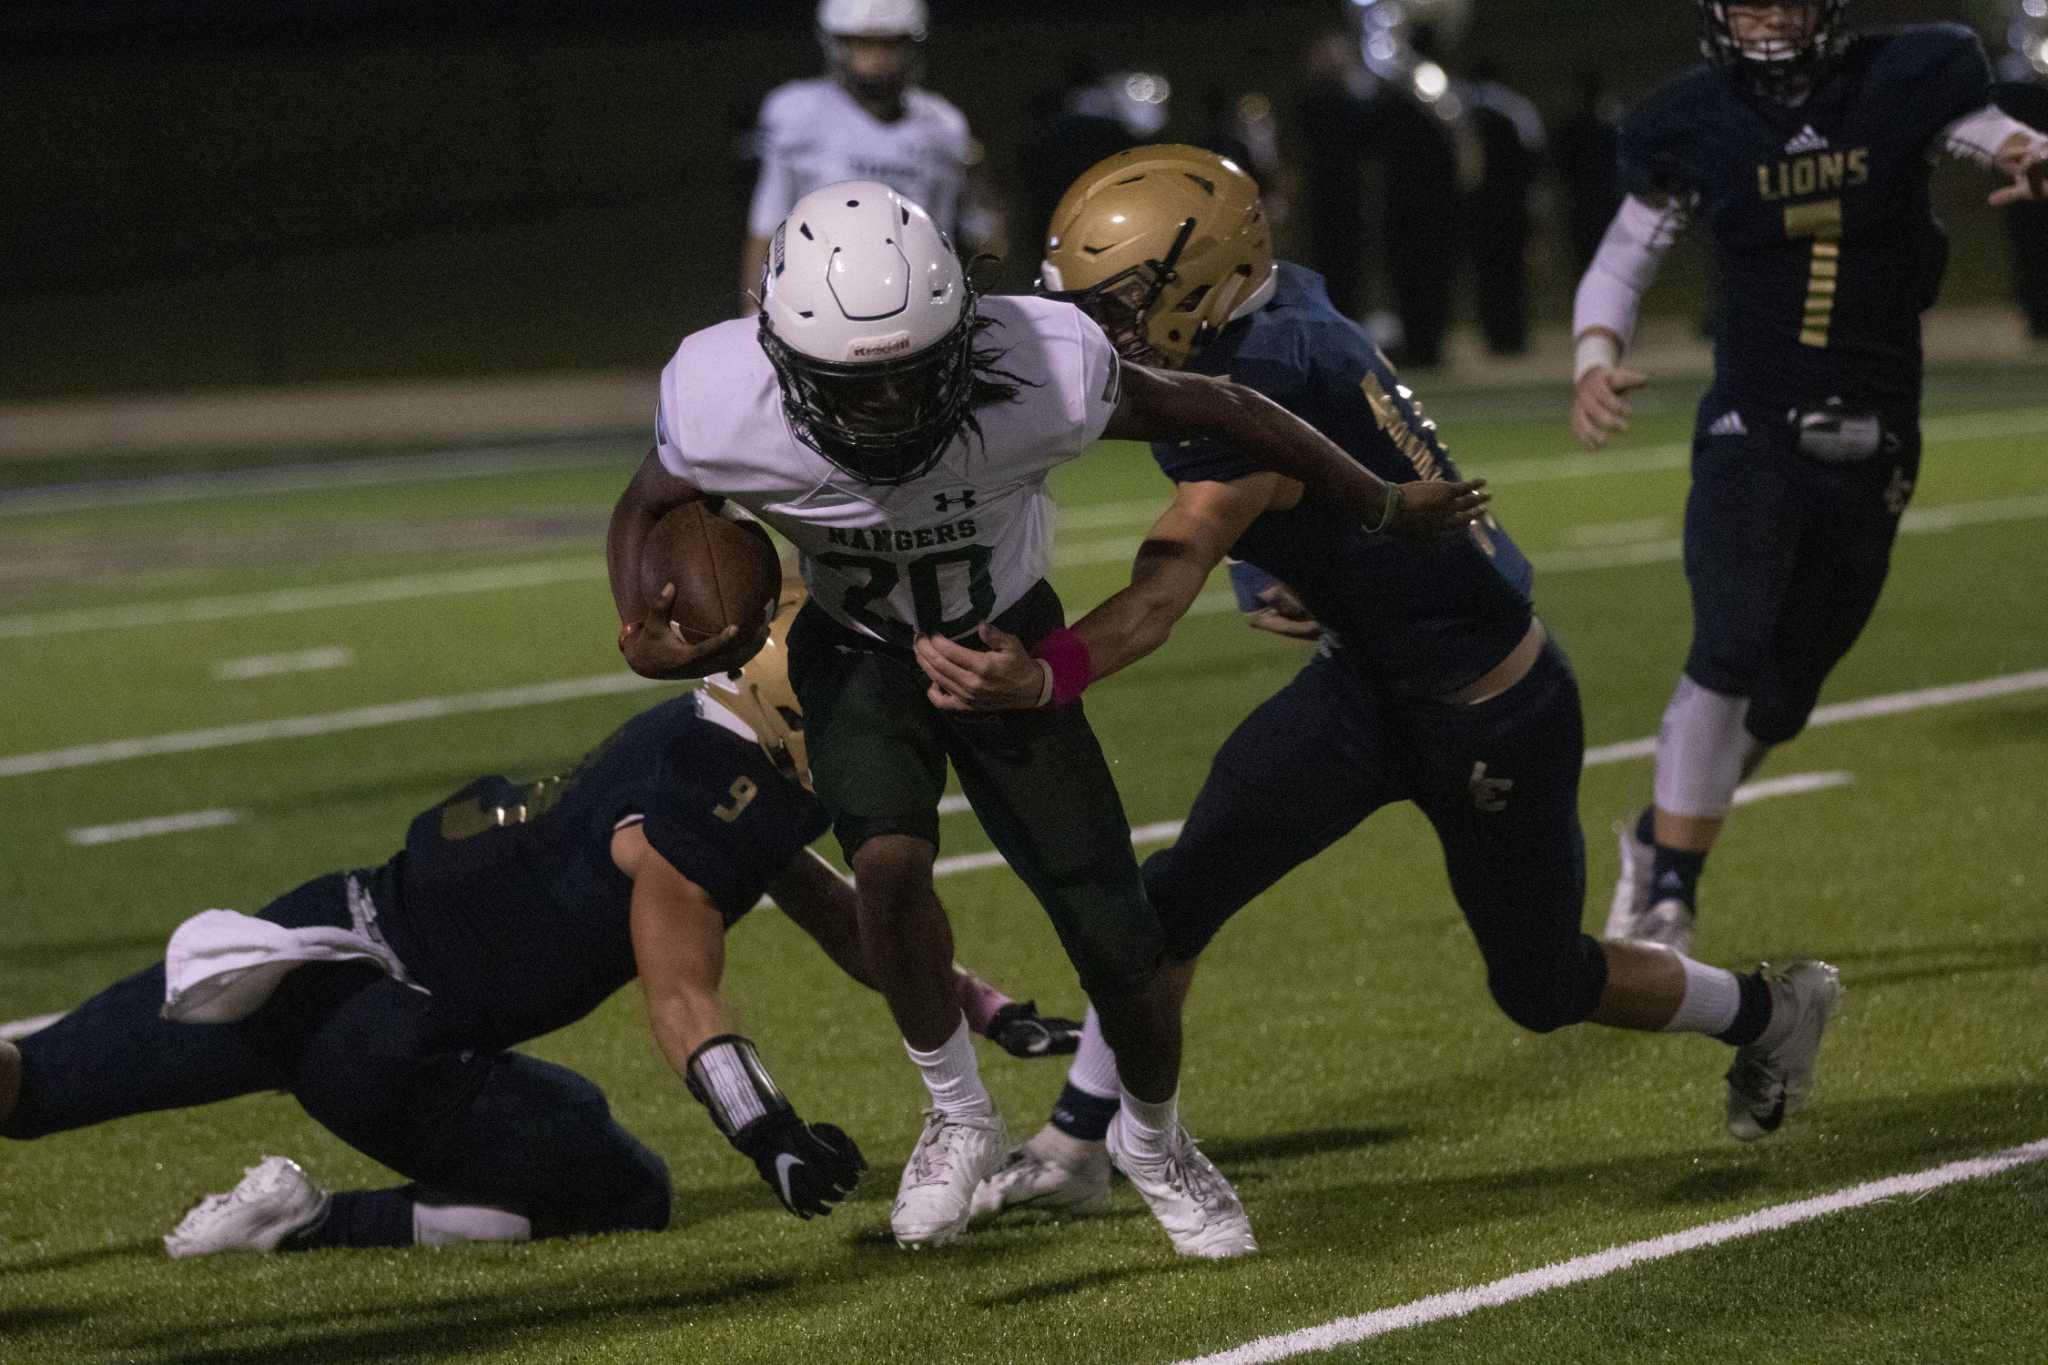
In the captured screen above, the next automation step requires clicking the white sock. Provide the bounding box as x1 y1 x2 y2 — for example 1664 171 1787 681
1065 1005 1121 1099
412 1202 531 1246
1117 1086 1179 1159
905 1015 992 1117
1660 955 1741 1036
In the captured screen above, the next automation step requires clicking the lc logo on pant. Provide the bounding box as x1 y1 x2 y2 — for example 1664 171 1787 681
1468 761 1513 812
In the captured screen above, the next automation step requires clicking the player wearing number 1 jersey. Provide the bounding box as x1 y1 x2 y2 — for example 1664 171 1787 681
1570 3 2048 955
608 179 1485 1255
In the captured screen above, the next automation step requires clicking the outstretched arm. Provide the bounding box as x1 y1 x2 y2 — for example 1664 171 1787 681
1101 364 1487 537
616 823 865 1220
1941 105 2048 205
913 476 1280 711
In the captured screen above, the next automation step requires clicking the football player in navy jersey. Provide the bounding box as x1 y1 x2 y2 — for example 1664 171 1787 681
1571 3 2048 954
911 147 1845 1223
0 592 1075 1256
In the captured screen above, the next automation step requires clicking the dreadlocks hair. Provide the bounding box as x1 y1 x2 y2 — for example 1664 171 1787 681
955 252 1042 449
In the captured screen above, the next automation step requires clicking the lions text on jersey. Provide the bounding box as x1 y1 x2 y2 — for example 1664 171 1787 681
657 295 1122 647
748 79 970 241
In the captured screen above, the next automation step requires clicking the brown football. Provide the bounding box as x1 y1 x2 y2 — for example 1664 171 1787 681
639 502 783 657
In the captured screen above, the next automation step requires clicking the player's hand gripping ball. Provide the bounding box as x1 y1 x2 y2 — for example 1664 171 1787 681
624 504 781 679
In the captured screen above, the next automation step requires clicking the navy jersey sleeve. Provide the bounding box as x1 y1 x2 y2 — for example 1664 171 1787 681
1149 351 1311 485
1876 25 1994 150
639 735 829 924
1617 73 1710 201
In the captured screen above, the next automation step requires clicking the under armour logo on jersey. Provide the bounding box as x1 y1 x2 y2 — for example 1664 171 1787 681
933 489 977 513
1468 761 1512 813
1784 125 1829 154
1708 410 1748 438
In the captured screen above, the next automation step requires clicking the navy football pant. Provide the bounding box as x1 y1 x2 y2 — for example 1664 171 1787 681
1144 643 1606 1034
3 873 670 1241
1681 396 1920 745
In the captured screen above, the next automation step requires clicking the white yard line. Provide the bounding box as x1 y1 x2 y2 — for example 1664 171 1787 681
1730 771 1853 806
67 808 242 846
0 445 622 520
1173 1137 2048 1365
3 638 2044 785
0 558 602 641
212 646 355 681
6 479 2046 643
0 672 664 778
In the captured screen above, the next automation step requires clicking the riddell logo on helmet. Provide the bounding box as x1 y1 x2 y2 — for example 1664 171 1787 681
849 333 914 360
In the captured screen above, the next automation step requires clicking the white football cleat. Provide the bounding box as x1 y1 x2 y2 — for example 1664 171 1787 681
1633 897 1698 957
969 1140 1112 1222
891 1108 1007 1249
1106 1115 1256 1260
1726 961 1842 1142
1603 816 1656 941
164 1156 329 1258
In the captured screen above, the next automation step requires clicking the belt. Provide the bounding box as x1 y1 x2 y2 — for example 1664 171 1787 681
1437 618 1547 706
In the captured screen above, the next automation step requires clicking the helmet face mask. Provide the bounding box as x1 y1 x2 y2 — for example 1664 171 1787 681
1697 1 1849 101
759 298 976 485
758 182 975 486
1039 145 1275 370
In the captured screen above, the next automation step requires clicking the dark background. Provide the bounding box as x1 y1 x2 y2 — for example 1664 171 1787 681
0 0 2023 397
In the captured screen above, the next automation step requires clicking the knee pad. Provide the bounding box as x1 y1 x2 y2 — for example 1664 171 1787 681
1652 675 1753 819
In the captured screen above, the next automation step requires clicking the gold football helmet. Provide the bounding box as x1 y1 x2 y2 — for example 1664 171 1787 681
1038 144 1276 369
700 581 811 789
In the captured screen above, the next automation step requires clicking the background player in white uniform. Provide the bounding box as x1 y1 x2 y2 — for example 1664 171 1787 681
610 181 1486 1256
736 0 971 317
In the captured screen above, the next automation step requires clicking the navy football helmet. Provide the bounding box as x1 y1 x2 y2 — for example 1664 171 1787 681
1697 1 1851 100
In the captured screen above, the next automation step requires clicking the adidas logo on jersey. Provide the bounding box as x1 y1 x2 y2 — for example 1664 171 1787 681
1783 125 1829 154
1708 410 1748 438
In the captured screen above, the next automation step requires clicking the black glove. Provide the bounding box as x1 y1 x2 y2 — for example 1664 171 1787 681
985 1000 1082 1058
732 1114 867 1219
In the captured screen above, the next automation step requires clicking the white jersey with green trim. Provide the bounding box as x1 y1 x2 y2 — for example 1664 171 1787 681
654 295 1122 645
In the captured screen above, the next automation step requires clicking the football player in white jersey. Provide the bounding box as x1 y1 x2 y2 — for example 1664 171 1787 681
609 180 1486 1257
737 0 971 317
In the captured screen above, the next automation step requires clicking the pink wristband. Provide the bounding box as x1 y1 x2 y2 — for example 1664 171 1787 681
1030 626 1094 706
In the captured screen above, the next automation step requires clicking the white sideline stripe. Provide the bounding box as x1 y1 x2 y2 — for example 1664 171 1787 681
1174 1137 2048 1365
0 1013 65 1042
0 558 601 641
1729 770 1852 806
67 808 242 845
0 672 665 778
212 645 354 681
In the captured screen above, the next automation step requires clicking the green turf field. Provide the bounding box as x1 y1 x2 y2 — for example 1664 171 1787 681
2 362 2045 1364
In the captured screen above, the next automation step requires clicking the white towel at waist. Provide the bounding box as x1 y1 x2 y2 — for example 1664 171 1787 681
161 875 425 1024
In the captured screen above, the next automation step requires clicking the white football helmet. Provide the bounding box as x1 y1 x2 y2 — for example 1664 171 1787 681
757 181 975 485
817 0 926 40
818 0 927 101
